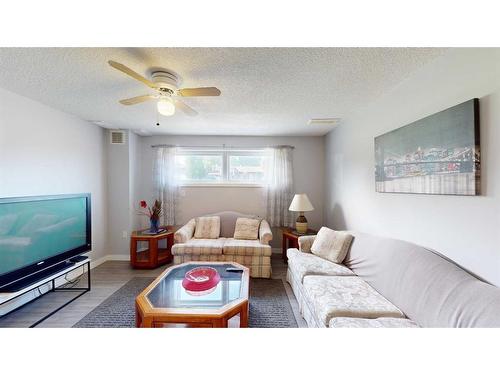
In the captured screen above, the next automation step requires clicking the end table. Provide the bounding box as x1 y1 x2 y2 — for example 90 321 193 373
281 227 317 263
130 227 174 269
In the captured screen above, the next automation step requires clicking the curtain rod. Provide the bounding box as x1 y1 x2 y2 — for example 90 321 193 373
150 144 295 149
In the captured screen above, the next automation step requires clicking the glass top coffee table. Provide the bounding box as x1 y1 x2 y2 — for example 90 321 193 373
135 262 250 328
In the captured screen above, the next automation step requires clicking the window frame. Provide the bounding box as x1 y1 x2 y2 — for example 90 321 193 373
175 148 269 187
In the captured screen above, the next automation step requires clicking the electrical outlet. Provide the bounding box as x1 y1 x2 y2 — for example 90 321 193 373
122 231 128 239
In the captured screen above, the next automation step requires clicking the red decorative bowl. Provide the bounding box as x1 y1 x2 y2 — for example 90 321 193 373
182 266 221 293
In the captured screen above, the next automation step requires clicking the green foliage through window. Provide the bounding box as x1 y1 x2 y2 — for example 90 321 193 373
175 149 269 184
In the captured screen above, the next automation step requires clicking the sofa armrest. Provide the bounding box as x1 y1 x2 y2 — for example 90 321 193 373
298 235 316 253
259 220 273 245
174 218 196 244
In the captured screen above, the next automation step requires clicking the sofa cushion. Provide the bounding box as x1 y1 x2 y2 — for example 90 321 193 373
329 317 419 328
303 276 405 326
171 238 226 256
286 247 301 260
194 216 220 239
223 239 272 256
311 227 353 264
204 211 257 238
298 235 316 253
233 218 261 240
344 231 500 327
287 248 354 282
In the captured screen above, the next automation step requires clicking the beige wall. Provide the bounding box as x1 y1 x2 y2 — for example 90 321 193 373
324 48 500 286
134 135 325 249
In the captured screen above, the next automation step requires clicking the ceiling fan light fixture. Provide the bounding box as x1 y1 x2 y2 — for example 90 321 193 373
108 61 219 117
157 98 175 116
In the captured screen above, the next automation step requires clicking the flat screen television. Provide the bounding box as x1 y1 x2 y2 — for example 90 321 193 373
0 194 91 291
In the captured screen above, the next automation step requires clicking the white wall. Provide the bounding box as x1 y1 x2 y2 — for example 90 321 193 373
105 129 144 256
324 48 500 286
129 131 142 231
130 135 325 251
106 130 131 255
0 87 108 261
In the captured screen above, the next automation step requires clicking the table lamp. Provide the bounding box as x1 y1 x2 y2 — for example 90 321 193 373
289 193 314 234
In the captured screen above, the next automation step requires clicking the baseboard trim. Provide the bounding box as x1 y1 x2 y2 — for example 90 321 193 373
90 254 130 269
107 254 130 261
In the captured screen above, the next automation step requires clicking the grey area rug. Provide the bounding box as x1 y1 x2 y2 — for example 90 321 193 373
73 277 298 328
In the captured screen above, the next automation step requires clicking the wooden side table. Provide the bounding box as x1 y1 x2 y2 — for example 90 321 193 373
281 227 317 263
130 227 174 269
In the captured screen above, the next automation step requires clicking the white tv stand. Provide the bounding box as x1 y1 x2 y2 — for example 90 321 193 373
0 258 91 327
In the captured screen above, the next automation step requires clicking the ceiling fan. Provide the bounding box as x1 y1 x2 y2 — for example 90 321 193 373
108 60 221 117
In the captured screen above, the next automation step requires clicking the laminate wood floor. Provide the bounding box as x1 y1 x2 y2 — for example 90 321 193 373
0 254 307 328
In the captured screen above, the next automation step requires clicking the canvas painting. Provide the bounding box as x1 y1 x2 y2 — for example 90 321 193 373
375 99 480 195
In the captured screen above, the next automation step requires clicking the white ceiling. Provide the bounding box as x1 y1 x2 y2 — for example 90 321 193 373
0 48 446 136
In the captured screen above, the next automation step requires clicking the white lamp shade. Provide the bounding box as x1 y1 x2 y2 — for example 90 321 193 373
289 193 314 212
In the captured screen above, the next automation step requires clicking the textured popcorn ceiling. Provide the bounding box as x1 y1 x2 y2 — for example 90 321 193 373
0 48 446 136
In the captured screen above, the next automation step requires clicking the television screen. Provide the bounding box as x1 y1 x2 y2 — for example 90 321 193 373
0 194 90 287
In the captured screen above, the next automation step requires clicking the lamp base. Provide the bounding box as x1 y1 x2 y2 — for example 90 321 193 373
295 214 308 234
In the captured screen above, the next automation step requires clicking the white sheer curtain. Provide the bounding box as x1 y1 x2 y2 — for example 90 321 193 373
266 146 294 227
153 146 179 226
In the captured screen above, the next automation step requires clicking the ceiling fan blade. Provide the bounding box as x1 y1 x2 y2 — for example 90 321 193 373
108 60 157 89
119 95 156 105
174 99 198 116
178 87 221 97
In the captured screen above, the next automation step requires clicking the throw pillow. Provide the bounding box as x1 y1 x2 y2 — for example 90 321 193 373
194 216 221 239
311 227 353 264
233 218 261 240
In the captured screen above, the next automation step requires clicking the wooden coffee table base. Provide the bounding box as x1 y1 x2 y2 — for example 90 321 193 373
135 300 249 328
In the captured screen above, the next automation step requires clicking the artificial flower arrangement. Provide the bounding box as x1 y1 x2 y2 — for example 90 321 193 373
138 199 163 233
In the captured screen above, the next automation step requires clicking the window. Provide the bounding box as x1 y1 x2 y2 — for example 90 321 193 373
175 148 269 185
175 152 223 183
228 152 267 183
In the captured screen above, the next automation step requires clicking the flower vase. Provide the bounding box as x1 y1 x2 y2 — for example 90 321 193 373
150 218 160 234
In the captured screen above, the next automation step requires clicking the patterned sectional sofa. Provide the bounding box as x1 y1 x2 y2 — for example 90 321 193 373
287 231 500 328
172 211 273 278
